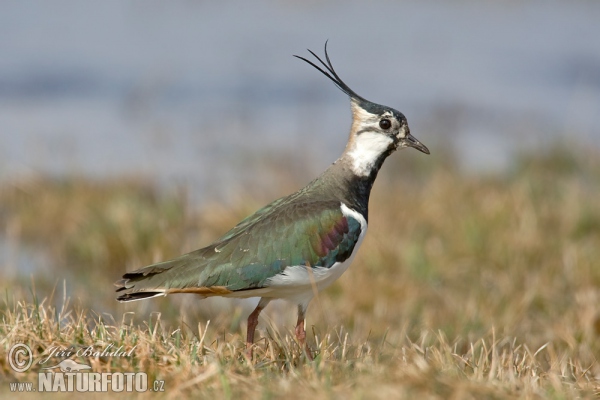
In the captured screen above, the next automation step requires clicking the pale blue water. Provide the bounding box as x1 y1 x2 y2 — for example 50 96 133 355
1 0 599 194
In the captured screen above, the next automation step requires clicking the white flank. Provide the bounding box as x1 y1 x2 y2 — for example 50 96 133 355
348 132 394 176
261 203 367 306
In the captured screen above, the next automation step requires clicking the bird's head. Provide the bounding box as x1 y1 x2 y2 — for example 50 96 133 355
295 42 429 177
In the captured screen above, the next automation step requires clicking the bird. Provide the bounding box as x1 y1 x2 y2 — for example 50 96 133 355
115 42 429 359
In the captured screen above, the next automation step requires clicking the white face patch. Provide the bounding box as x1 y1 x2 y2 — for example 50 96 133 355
398 124 408 139
352 104 379 123
348 131 394 177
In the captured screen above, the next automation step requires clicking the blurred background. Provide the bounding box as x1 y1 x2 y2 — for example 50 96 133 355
2 1 599 186
1 1 599 333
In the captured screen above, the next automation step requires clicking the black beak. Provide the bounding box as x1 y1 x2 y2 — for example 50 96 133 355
404 133 430 155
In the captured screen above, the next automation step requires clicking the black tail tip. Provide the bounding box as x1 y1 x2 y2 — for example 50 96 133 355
116 291 164 302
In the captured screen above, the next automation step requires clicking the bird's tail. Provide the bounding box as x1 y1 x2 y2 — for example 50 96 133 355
115 252 232 302
115 257 186 302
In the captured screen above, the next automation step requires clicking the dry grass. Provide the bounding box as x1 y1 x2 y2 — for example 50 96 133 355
1 145 600 398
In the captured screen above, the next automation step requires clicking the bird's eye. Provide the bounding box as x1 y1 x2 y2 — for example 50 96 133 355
379 119 391 130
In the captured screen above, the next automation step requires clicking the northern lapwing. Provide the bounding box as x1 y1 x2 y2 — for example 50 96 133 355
115 42 429 359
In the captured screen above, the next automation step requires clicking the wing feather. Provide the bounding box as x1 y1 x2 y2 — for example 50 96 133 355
116 199 363 301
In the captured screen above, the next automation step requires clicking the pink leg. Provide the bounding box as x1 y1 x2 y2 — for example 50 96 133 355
296 305 313 360
246 298 270 356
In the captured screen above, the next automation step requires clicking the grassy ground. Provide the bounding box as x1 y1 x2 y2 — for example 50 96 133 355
1 145 600 398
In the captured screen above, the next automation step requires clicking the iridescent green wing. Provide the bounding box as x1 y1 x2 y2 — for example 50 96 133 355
117 200 362 296
217 195 291 241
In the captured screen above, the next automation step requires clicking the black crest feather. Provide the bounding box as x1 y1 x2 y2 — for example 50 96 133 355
294 41 369 103
294 41 387 116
